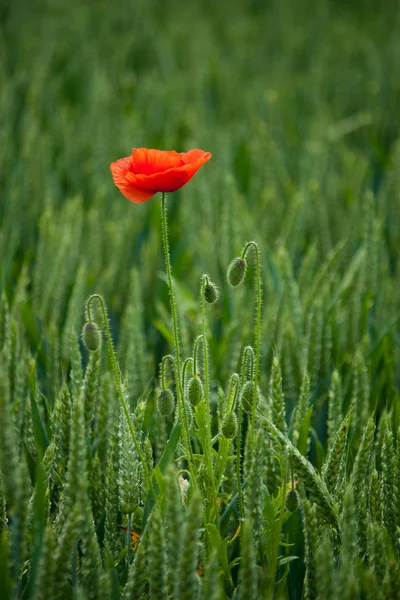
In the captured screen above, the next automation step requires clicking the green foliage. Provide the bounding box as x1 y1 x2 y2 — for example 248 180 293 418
2 0 400 597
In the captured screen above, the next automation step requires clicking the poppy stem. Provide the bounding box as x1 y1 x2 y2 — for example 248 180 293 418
237 345 255 522
160 193 182 386
192 334 203 381
86 294 156 501
160 192 194 473
200 275 220 527
182 356 194 389
215 373 239 488
160 354 176 390
241 241 262 444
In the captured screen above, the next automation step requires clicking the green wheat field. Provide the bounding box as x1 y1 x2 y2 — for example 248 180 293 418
1 0 400 598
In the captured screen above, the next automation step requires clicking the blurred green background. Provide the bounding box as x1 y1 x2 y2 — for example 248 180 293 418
2 1 400 597
1 0 400 404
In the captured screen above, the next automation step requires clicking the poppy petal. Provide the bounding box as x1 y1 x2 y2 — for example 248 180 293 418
126 152 212 192
110 157 156 203
131 148 184 175
181 149 212 165
111 148 211 201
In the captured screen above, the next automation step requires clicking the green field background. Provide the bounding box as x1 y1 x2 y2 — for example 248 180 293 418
1 0 400 598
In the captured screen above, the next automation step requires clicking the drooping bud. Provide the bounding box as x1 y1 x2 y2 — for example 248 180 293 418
241 380 257 413
157 389 175 417
227 257 247 287
81 322 102 352
285 489 298 513
188 376 203 407
204 280 219 304
222 412 237 439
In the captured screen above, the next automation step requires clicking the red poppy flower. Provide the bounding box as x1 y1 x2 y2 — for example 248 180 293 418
110 147 212 203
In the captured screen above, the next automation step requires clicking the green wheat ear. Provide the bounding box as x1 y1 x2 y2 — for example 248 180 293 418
177 490 202 600
125 519 148 600
238 520 258 600
201 548 221 600
35 523 57 600
103 402 120 558
322 410 351 498
351 416 375 554
315 535 335 600
300 495 318 600
83 347 101 433
265 420 338 529
339 485 360 595
148 505 168 600
327 369 343 450
165 465 185 598
380 424 398 547
118 405 141 516
269 354 287 435
119 267 150 404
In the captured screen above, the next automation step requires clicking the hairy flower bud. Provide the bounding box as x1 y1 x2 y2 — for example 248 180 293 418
227 257 247 287
286 489 299 513
204 280 219 304
188 376 203 407
81 322 102 352
222 412 237 439
241 380 257 413
157 389 175 417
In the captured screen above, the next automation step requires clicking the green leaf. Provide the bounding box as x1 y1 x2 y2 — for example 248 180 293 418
0 531 11 600
298 405 313 456
220 492 238 528
158 422 182 473
21 436 37 486
206 524 233 586
142 422 182 529
152 319 174 346
278 555 298 566
23 463 47 599
310 427 325 471
28 362 49 459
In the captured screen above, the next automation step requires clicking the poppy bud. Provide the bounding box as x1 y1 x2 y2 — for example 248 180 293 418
227 257 247 287
188 376 203 407
285 489 298 513
81 322 102 352
204 280 219 304
157 389 175 417
222 412 237 439
241 381 257 413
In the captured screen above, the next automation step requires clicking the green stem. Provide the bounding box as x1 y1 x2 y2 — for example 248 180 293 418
161 193 182 388
226 373 240 413
236 346 255 522
201 274 219 526
182 357 193 389
216 374 239 487
193 334 203 377
160 354 176 389
86 294 155 500
160 193 194 474
242 242 262 444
